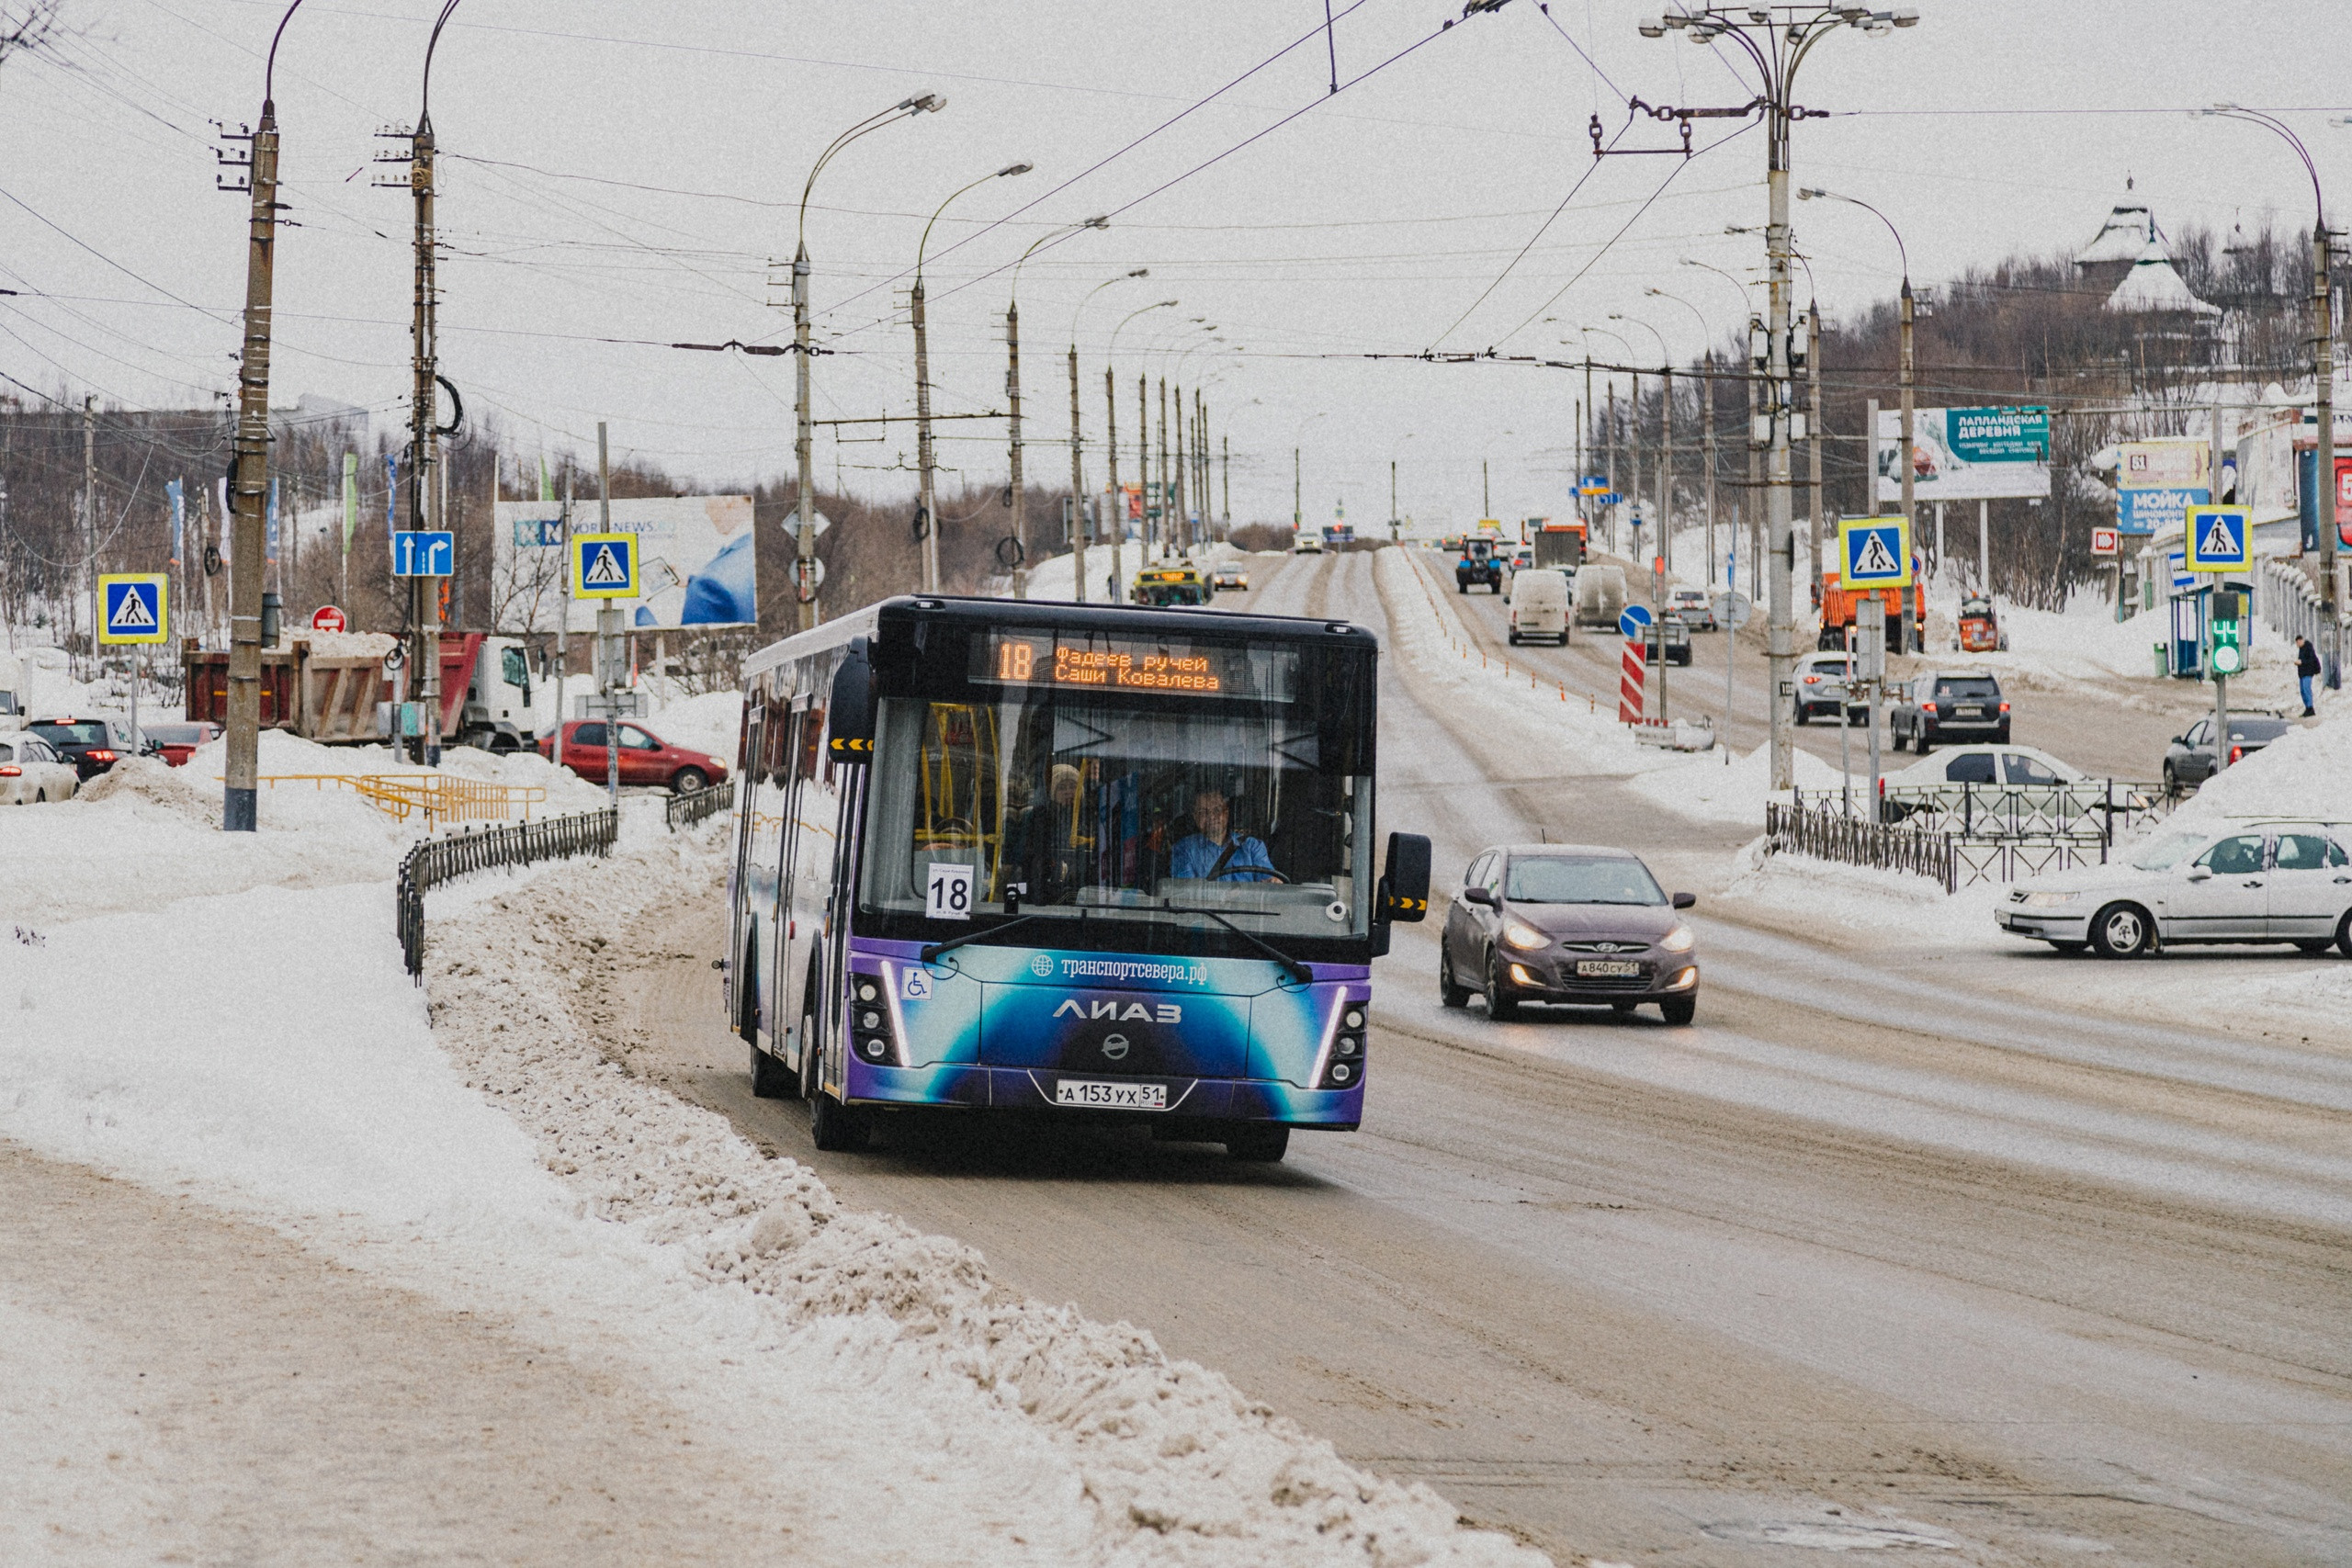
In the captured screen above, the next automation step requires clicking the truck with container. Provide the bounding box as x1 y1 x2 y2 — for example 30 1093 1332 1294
184 630 547 750
1529 520 1588 572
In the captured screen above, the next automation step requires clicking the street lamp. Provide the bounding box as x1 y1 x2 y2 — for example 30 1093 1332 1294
220 0 311 832
912 161 1032 592
791 93 944 626
1003 215 1107 600
1801 185 1916 603
1390 432 1418 540
1649 287 1722 586
1067 268 1148 603
1582 323 1634 552
2199 104 2339 690
1293 411 1329 536
1638 1 1920 791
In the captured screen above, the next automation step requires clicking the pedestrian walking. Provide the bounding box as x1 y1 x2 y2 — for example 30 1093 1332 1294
2296 635 2322 716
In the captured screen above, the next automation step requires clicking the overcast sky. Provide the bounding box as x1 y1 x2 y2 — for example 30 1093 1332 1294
5 1 2348 531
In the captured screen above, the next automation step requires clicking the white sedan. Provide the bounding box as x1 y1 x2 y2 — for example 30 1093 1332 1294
1997 821 2352 958
0 732 80 803
1885 743 2082 788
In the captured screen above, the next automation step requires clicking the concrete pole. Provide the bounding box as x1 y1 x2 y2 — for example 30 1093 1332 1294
1069 344 1086 603
412 116 443 767
1765 103 1796 791
1171 387 1187 559
1659 364 1674 574
1702 358 1717 587
83 396 95 681
224 99 282 834
1898 278 1917 658
1979 498 1990 593
1157 378 1169 560
1106 364 1122 601
1808 301 1826 592
1007 298 1027 599
2317 219 2339 688
1222 434 1229 526
792 241 818 629
913 279 940 592
598 422 617 807
1137 373 1148 566
1606 383 1619 556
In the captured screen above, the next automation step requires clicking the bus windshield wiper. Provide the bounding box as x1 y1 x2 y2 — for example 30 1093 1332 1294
921 912 1052 965
1159 904 1312 985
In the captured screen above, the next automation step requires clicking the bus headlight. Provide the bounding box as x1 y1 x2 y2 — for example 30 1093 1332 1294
1659 923 1695 953
1503 921 1549 951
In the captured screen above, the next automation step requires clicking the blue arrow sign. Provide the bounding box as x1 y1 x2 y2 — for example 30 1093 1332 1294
391 529 455 577
1618 604 1653 639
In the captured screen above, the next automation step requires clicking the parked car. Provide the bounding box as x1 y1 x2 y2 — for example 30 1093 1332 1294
0 733 80 803
1640 615 1693 666
2164 715 2294 794
1997 821 2352 958
1440 844 1701 1023
538 720 729 794
1210 563 1250 592
1883 743 2082 790
1790 652 1862 725
141 720 220 768
1507 568 1570 645
1889 670 2010 752
1667 587 1717 632
26 716 142 782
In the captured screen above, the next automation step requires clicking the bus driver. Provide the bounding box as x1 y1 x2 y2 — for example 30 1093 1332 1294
1170 786 1280 883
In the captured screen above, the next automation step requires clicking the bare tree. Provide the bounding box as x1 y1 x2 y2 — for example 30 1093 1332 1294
0 3 72 74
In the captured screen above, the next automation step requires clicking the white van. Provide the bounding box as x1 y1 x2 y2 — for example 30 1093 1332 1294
1507 569 1570 645
1574 565 1627 628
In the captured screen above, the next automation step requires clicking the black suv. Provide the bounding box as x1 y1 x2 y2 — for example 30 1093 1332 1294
2164 715 2293 793
1890 671 2007 753
27 716 146 782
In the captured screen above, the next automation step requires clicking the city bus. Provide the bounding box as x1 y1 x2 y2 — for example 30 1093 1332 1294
724 595 1430 1162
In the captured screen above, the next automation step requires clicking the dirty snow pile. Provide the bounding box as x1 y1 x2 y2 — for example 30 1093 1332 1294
1713 833 2005 948
2159 701 2352 832
422 831 1545 1567
1374 547 1680 777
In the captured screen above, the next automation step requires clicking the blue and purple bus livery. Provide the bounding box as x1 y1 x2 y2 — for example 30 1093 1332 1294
724 594 1430 1162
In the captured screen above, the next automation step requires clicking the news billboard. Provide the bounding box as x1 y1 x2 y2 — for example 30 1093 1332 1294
492 495 758 633
1876 407 2052 502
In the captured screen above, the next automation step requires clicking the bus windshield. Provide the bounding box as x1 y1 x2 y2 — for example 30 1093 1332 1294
859 688 1373 946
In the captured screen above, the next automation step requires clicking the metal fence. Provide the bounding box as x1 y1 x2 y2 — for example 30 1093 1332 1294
1876 778 2173 846
665 779 734 832
2262 556 2349 654
397 807 617 978
1764 800 1957 893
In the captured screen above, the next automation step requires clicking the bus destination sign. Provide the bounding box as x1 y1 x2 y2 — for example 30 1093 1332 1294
969 631 1295 701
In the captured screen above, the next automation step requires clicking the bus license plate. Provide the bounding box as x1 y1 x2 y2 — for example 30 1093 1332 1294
1056 1079 1167 1111
1577 960 1641 977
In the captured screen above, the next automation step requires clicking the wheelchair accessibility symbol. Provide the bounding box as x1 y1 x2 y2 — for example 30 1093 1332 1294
901 968 933 1001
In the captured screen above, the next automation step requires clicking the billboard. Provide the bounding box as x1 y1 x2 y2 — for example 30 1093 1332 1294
2114 439 2210 536
1876 407 2052 502
492 496 758 633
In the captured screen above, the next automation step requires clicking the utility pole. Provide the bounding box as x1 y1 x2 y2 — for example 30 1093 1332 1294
1157 378 1169 559
792 241 818 627
82 396 95 681
1106 365 1121 601
1221 434 1229 527
1482 458 1490 518
1808 300 1826 590
557 465 571 692
1898 277 1917 657
912 276 940 591
1702 357 1718 587
1747 356 1762 605
1626 372 1643 551
1007 295 1026 598
2320 216 2340 689
1605 382 1619 556
1659 364 1674 575
409 107 443 767
220 50 290 835
1137 373 1148 563
598 422 618 806
1069 344 1086 603
1293 446 1302 534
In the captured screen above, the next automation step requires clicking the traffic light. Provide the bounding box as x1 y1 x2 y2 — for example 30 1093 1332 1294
2210 587 2245 676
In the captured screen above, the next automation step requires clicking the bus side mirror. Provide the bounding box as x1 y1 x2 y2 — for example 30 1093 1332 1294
1378 832 1431 923
825 640 874 761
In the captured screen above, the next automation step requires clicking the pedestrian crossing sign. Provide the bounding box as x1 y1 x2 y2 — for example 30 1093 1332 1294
571 532 639 599
1838 514 1913 591
2184 503 2250 572
97 573 169 645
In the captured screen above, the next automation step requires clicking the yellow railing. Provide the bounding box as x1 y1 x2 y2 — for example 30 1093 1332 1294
234 773 548 829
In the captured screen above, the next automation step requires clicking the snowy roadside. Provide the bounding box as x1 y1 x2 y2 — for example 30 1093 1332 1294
1374 546 1682 780
1 756 1543 1563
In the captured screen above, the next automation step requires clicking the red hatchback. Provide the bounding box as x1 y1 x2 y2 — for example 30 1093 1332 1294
538 719 729 795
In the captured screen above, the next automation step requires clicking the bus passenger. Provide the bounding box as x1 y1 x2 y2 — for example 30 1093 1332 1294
1170 786 1279 883
1010 763 1090 901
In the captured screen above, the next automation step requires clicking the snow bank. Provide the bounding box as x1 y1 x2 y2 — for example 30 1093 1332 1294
0 818 1543 1566
1626 740 1848 825
2162 704 2352 833
1717 835 2005 947
641 689 742 761
1374 547 1679 777
423 834 1546 1566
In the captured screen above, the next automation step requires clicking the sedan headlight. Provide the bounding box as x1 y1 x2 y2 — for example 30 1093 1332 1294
2020 891 2082 909
1658 922 1695 953
1502 921 1550 951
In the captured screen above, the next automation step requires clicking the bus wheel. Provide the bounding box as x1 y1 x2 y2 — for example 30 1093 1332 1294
809 1091 869 1153
751 1042 797 1100
1226 1124 1289 1163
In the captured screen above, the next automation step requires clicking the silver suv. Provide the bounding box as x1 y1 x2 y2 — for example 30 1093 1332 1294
1791 651 1862 726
